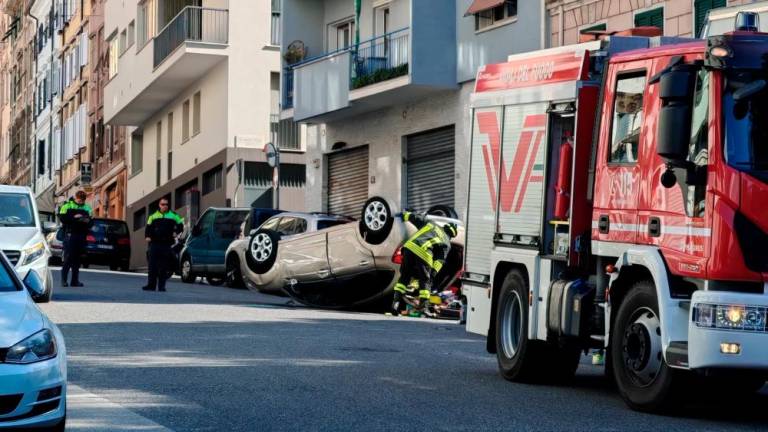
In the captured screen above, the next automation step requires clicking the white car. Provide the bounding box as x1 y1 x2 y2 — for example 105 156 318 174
0 253 67 430
0 185 55 303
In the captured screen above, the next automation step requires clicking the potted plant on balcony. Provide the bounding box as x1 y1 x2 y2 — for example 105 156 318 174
283 41 307 65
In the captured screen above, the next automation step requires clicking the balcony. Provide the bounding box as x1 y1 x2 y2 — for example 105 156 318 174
281 0 457 123
104 6 229 126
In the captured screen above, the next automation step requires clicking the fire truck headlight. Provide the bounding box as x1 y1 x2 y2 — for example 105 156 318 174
694 303 767 332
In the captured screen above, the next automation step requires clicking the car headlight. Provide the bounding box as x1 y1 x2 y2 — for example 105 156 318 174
4 329 57 364
693 303 767 332
22 242 46 266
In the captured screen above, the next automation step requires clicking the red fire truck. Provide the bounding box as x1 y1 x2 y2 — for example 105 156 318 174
463 17 768 412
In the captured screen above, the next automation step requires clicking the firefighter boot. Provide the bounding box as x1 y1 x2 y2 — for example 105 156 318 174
392 291 403 315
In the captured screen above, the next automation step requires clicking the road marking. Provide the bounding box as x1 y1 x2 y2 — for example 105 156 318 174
67 384 173 432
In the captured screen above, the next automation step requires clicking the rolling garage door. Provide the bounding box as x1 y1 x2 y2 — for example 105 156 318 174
406 126 455 212
327 146 369 217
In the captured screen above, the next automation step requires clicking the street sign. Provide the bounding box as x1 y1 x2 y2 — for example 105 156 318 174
263 142 278 168
80 163 92 185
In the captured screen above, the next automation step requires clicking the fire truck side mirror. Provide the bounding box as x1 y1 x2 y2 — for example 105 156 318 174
657 68 697 165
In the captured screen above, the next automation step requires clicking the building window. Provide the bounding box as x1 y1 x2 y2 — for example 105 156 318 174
182 99 190 142
202 165 223 195
127 20 135 49
119 29 127 55
37 139 46 175
192 92 201 136
108 34 119 79
331 20 354 50
133 207 146 230
474 0 517 31
270 0 280 46
609 73 646 164
634 8 664 32
695 0 725 37
175 179 198 209
131 132 143 175
137 0 156 48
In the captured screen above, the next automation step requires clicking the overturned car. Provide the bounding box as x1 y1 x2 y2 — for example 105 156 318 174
235 197 464 309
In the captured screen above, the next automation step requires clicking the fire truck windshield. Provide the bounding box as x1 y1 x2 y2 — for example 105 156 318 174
724 71 768 181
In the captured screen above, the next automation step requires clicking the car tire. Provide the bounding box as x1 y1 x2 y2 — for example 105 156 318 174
611 280 685 412
245 229 280 275
426 204 459 219
225 255 245 288
206 276 225 286
37 286 53 303
358 196 394 245
180 256 196 284
495 270 548 383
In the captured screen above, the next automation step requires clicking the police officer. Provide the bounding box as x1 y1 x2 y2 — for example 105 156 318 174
392 210 458 316
59 190 92 287
142 197 184 292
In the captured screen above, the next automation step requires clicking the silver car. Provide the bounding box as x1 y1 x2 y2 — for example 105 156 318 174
224 212 353 292
227 197 464 309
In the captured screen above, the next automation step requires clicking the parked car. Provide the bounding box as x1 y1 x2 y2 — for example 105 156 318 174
233 197 464 309
47 219 131 271
225 212 353 291
0 185 55 303
0 253 67 430
179 207 279 285
82 218 131 271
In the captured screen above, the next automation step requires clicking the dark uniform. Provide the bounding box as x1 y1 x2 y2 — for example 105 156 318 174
144 209 184 291
393 211 457 313
58 200 93 286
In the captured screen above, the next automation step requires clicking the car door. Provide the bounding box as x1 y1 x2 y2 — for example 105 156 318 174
188 209 214 270
279 217 332 284
210 210 248 272
326 222 375 280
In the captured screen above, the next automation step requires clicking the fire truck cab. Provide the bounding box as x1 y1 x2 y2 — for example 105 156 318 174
463 24 768 411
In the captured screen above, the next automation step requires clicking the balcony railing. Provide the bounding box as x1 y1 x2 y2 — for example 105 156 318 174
283 28 410 109
153 6 229 68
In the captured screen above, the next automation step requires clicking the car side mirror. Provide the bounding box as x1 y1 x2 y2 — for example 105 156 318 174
657 68 696 164
42 221 57 234
23 270 46 301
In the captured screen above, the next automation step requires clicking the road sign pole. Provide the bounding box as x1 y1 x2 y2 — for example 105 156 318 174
274 151 280 210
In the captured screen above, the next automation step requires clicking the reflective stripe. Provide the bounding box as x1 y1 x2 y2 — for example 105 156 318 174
432 260 443 273
404 241 433 266
394 283 407 294
419 290 431 299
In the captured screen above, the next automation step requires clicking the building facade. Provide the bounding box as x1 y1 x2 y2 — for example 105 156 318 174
88 0 126 219
282 0 545 218
546 0 754 47
55 0 91 206
105 0 305 268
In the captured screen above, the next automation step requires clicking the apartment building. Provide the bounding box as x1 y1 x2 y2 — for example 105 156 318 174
0 10 13 184
88 0 126 219
29 0 61 214
546 0 754 45
105 0 306 268
2 0 35 188
282 0 544 218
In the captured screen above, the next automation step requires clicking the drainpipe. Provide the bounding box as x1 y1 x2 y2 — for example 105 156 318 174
27 6 39 190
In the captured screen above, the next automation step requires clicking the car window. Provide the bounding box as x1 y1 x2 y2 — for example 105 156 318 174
260 216 280 231
55 229 65 241
294 218 308 234
0 258 19 292
196 210 215 235
277 217 298 236
0 193 35 227
214 211 248 239
92 220 129 236
317 220 348 230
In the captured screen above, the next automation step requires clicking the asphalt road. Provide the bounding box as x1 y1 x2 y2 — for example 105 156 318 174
39 269 768 432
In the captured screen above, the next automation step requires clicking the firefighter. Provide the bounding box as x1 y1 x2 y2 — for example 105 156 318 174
392 210 458 316
142 198 184 292
58 190 92 287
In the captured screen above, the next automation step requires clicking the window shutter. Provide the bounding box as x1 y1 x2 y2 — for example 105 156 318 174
80 33 88 67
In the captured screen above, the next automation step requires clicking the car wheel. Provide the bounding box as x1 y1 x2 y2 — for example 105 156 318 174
245 229 280 274
426 204 459 219
180 256 196 283
37 286 53 303
358 196 394 245
206 276 225 286
611 280 685 412
495 270 548 383
226 255 245 288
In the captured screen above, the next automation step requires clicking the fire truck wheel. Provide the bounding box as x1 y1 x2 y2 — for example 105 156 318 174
611 280 683 412
359 197 394 245
245 229 280 275
495 270 547 382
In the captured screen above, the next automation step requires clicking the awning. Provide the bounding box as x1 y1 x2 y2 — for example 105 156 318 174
464 0 505 16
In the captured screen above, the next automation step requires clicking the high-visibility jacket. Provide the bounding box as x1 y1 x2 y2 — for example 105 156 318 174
145 210 184 244
402 211 450 274
58 200 93 236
